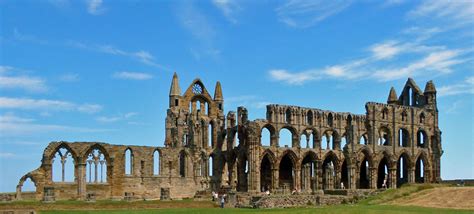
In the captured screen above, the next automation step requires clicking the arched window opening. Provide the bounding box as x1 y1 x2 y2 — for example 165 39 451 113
279 154 294 191
307 111 313 125
415 157 425 183
237 155 249 192
260 155 272 192
208 123 213 148
359 136 367 145
300 134 308 148
261 127 271 146
209 156 213 177
21 177 36 192
379 129 390 146
285 108 291 124
401 111 407 122
397 155 409 187
279 128 293 147
417 130 427 148
341 137 347 149
323 154 337 190
359 157 370 189
382 108 388 120
182 134 188 146
341 160 348 189
86 149 107 183
179 151 186 177
52 148 75 182
327 113 333 127
419 113 425 123
301 154 316 192
399 129 409 147
408 87 413 106
234 131 239 147
124 149 133 175
205 102 209 115
321 135 328 150
199 154 206 177
153 150 160 175
377 157 390 189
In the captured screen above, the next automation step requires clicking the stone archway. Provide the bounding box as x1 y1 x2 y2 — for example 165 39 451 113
377 157 390 189
279 153 295 191
260 154 273 192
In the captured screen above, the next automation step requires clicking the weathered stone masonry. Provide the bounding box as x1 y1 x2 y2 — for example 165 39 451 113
15 74 442 201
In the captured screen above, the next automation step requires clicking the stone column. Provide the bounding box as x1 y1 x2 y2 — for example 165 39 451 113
77 162 87 200
349 166 356 190
408 167 415 184
316 160 322 190
369 167 377 189
61 157 66 182
294 168 301 191
272 168 279 192
389 168 397 188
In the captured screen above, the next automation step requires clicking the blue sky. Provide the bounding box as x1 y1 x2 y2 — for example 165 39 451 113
0 0 473 192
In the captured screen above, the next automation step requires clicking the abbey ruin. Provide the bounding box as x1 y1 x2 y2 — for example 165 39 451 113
14 74 442 202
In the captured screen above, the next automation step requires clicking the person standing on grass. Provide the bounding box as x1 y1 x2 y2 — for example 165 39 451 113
220 195 225 208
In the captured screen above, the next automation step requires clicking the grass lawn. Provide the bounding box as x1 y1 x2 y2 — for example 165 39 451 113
40 205 474 214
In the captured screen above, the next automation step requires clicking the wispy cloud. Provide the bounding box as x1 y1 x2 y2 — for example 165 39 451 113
112 71 153 80
408 1 474 26
96 112 138 123
212 0 241 23
0 113 111 136
69 41 169 70
87 0 105 15
276 0 352 28
177 2 220 60
0 97 102 114
0 65 48 93
11 30 169 70
372 50 465 81
438 76 474 97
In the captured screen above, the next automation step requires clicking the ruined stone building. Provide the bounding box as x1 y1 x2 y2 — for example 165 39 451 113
15 74 442 201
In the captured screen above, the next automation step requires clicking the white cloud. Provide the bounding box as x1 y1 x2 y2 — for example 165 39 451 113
0 97 102 114
269 69 319 85
96 112 138 123
409 1 474 26
438 76 474 97
371 41 403 60
112 72 153 80
276 0 352 28
372 50 464 81
68 42 169 70
0 75 48 92
77 104 103 114
0 113 35 123
87 0 105 15
212 0 241 23
0 113 111 136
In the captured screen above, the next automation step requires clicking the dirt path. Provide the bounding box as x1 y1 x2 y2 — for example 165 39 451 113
386 187 474 210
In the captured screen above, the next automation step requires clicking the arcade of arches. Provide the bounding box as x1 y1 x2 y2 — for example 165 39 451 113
15 75 442 201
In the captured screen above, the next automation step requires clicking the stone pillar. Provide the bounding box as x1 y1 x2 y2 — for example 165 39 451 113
369 167 377 189
316 160 322 190
294 168 301 191
61 157 66 182
349 166 356 190
389 168 397 188
272 168 279 192
77 162 86 200
408 167 415 184
248 146 259 193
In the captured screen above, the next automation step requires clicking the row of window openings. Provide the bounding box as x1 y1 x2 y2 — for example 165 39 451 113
283 111 341 127
382 110 426 123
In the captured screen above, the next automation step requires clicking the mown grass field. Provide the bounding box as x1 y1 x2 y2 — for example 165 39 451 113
1 184 472 214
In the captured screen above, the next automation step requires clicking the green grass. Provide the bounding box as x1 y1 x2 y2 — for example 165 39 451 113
39 205 473 214
359 183 439 205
